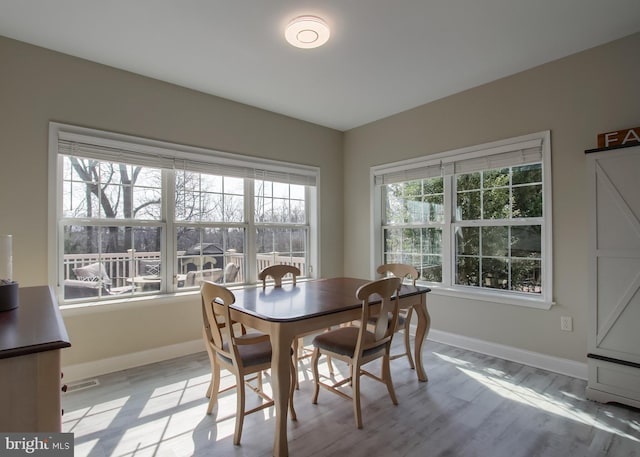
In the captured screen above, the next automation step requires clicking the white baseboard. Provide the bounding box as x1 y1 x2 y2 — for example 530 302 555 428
63 329 588 383
427 329 588 380
62 339 205 383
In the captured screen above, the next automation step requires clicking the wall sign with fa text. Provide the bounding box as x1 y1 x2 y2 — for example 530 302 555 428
597 126 640 149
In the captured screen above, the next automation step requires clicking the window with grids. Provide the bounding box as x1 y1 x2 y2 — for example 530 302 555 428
374 132 552 308
382 177 444 282
51 123 318 304
254 179 309 276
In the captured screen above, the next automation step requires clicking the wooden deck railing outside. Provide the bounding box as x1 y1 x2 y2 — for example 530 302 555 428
64 251 306 287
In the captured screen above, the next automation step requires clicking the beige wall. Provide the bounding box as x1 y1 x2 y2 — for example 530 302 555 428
343 32 640 363
0 36 344 370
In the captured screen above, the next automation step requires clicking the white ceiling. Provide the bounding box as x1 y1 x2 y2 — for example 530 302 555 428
2 0 640 131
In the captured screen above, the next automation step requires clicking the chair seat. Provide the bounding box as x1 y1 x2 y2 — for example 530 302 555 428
220 333 272 367
313 327 385 358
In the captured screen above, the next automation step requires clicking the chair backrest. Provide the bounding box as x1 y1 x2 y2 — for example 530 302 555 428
73 262 112 286
258 264 300 289
186 269 224 287
355 277 402 352
223 263 239 283
200 281 237 364
376 263 419 286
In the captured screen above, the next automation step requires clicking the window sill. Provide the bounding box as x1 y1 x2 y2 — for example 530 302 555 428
58 282 279 316
425 285 554 310
59 290 201 316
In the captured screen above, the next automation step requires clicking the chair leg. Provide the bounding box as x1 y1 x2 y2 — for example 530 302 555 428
404 307 415 369
203 330 217 398
206 362 221 414
382 353 398 406
289 356 297 421
352 363 363 429
234 373 246 445
293 337 301 390
311 348 321 404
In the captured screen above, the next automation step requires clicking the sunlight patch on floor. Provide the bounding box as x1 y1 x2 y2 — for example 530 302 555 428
457 365 639 443
63 398 128 438
112 416 170 455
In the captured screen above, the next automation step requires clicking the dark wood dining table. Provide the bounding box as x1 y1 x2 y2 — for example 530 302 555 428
228 277 431 457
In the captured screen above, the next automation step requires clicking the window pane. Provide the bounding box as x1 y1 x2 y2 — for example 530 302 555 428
454 224 543 294
482 226 509 257
482 187 510 219
290 184 305 200
420 255 442 282
457 173 480 192
385 185 405 225
132 185 161 220
423 178 443 194
404 196 420 223
62 157 161 221
513 184 542 218
383 228 402 254
273 182 289 198
423 227 442 254
201 173 222 193
63 225 162 300
176 172 244 223
176 226 245 288
131 227 163 293
63 181 99 218
511 259 542 294
382 226 442 282
224 194 244 222
456 227 479 256
456 256 479 286
457 190 481 220
256 227 307 275
291 198 305 223
425 195 444 223
512 164 542 185
511 225 541 258
224 177 244 195
483 168 509 188
402 228 422 253
383 179 443 225
482 257 509 290
255 181 305 224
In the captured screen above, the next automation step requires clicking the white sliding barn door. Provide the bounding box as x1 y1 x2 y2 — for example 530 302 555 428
586 144 640 408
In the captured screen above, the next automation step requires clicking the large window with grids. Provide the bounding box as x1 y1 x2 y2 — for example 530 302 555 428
372 131 553 309
49 123 319 304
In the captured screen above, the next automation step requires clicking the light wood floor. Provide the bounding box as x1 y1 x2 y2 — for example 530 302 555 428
62 338 640 457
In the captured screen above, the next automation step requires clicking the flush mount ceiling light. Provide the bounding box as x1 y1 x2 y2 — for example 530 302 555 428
285 15 330 49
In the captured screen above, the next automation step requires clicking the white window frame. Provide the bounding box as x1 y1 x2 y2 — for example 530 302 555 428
48 122 320 306
371 131 553 310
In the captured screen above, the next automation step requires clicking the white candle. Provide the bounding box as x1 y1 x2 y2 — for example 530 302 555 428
0 234 13 282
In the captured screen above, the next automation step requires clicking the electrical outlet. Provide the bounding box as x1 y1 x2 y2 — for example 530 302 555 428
560 316 573 332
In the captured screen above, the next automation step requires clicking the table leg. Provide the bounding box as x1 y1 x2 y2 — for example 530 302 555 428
412 296 431 382
271 324 294 457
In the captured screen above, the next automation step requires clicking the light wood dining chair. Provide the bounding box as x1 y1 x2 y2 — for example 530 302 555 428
200 280 297 445
376 263 421 369
258 264 332 389
311 276 402 429
258 264 299 289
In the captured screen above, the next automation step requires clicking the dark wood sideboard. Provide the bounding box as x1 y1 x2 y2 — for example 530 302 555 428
0 286 71 431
